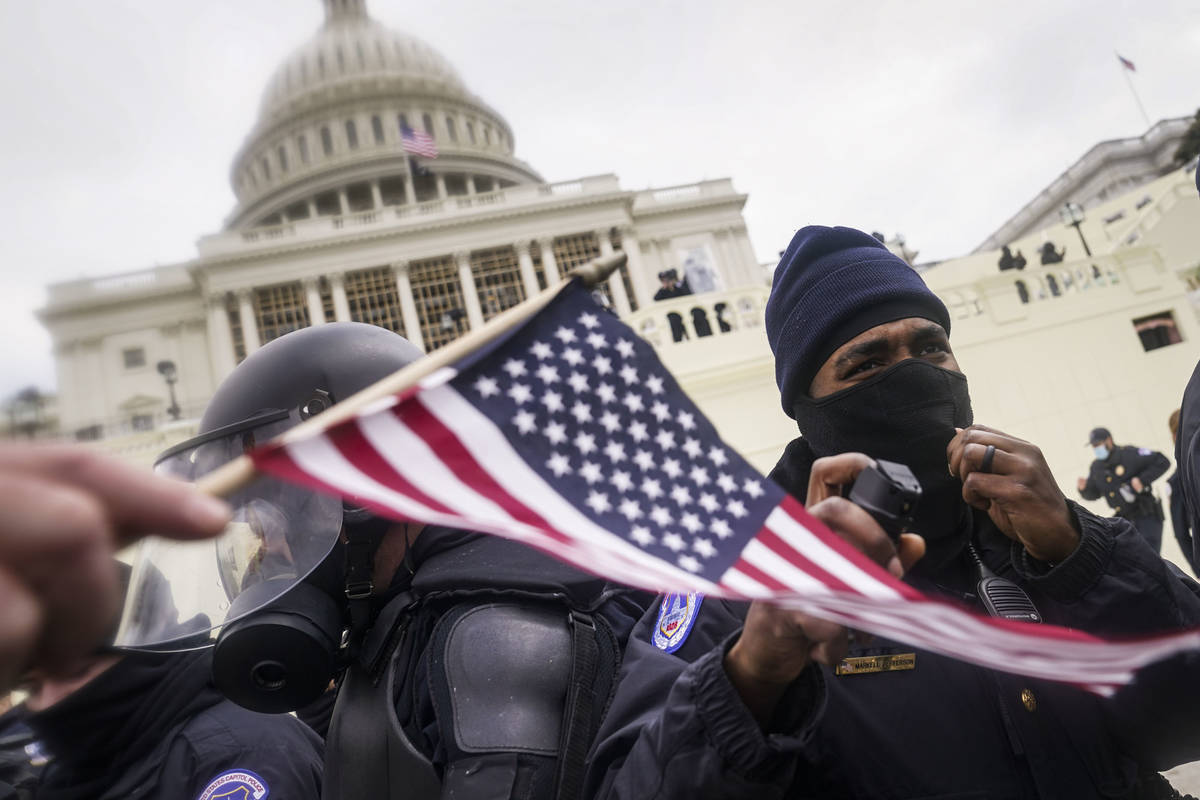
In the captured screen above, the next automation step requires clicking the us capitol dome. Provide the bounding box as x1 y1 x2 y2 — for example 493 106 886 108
227 0 542 229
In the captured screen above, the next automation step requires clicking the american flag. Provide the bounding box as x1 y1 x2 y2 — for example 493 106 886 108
250 282 1200 693
1117 53 1136 71
400 125 438 159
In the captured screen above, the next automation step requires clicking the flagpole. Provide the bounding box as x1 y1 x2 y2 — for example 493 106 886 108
1118 53 1151 129
196 252 629 498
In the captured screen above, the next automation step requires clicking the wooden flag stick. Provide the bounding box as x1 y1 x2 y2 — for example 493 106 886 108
196 252 628 499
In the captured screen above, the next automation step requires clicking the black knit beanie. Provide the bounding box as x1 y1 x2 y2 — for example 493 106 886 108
764 225 951 416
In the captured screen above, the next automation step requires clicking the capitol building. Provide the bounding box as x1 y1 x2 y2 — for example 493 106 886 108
32 0 1200 578
38 0 768 457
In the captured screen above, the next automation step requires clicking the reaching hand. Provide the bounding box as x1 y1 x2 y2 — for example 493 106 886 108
0 445 230 691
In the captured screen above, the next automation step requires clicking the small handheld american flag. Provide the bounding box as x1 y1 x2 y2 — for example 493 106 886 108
249 281 1200 693
400 125 438 159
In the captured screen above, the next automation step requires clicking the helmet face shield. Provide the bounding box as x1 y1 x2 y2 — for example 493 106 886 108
115 410 344 650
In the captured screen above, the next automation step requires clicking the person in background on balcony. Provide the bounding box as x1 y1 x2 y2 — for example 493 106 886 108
1039 241 1065 265
653 269 691 301
1167 408 1198 572
654 269 692 342
585 225 1200 799
1078 426 1170 553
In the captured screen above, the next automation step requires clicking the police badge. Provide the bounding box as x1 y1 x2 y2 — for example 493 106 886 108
651 592 704 653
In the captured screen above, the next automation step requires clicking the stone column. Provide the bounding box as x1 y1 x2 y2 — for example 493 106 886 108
337 188 351 216
328 273 352 322
539 238 561 287
307 198 319 219
370 180 384 210
596 229 632 316
206 293 237 379
515 241 539 299
404 174 417 205
455 251 485 330
465 175 476 196
619 227 652 309
303 277 326 326
393 262 425 351
236 289 261 354
435 174 448 200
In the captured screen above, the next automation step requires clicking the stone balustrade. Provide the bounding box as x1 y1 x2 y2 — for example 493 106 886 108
625 285 770 348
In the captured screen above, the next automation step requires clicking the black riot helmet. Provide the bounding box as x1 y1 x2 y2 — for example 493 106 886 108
116 322 423 712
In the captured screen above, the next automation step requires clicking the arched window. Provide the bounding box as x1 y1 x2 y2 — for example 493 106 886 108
298 134 310 164
483 126 491 145
397 113 409 133
467 122 476 144
320 126 334 156
371 115 385 144
317 52 326 77
422 113 434 135
446 117 457 142
356 42 366 68
336 47 345 73
260 156 271 180
277 145 288 172
345 119 359 149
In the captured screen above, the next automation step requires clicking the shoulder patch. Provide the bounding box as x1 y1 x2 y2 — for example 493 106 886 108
1138 447 1152 455
651 592 704 653
197 769 269 800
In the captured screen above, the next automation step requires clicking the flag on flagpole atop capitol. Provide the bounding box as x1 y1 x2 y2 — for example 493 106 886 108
1117 53 1136 71
248 279 1200 693
400 124 438 159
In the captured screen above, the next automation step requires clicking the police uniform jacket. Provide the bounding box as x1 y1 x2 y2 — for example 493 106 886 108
1079 445 1170 519
584 445 1200 800
26 649 323 800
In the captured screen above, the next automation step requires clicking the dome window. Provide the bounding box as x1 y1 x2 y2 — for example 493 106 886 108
321 126 334 156
317 52 326 77
260 156 271 180
298 134 310 164
467 122 476 144
371 115 385 145
345 119 359 149
375 40 386 65
484 126 491 146
422 113 434 135
356 42 366 68
336 47 345 73
277 146 289 172
397 113 410 134
446 117 457 143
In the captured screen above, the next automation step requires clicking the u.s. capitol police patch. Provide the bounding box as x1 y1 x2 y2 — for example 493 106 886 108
651 592 703 653
1138 447 1152 455
197 769 269 800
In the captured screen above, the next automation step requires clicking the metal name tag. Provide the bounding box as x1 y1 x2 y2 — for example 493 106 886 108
835 653 917 676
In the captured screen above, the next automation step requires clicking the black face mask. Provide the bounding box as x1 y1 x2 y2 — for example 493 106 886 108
791 359 974 570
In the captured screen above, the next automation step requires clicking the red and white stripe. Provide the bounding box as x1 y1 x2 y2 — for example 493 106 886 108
401 128 438 159
253 379 1200 694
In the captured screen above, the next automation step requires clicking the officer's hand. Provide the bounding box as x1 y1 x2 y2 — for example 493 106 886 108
724 454 924 727
1077 477 1088 492
1131 477 1145 493
948 425 1079 563
0 444 230 692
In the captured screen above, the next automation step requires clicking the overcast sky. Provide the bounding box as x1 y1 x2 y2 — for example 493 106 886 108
1 0 1196 400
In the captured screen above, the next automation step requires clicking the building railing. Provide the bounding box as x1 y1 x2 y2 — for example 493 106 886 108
46 264 194 308
934 249 1164 323
200 175 626 256
631 178 739 209
625 286 771 348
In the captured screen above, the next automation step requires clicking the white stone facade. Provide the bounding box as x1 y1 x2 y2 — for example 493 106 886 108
974 117 1190 253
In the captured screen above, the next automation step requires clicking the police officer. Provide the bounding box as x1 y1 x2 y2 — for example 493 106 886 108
585 226 1200 799
19 647 323 800
1078 426 1170 552
117 322 647 800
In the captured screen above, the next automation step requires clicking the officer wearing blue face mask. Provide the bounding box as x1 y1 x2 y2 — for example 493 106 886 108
1078 427 1171 552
